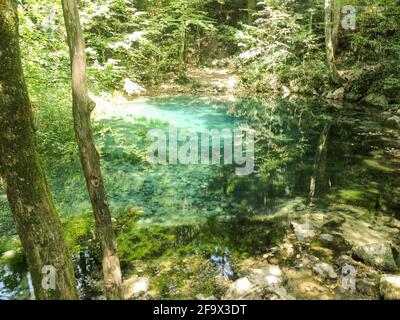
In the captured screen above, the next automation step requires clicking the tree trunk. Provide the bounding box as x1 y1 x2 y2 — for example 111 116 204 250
332 0 341 50
247 0 257 24
0 0 78 300
309 123 331 201
60 0 123 300
325 0 342 84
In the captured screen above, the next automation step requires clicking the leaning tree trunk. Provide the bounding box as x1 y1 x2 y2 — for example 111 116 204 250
325 0 343 84
61 0 123 300
0 0 78 300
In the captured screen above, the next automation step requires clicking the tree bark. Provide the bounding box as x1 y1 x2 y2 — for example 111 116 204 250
0 0 78 300
332 0 341 50
309 123 331 201
60 0 123 300
247 0 257 24
325 0 343 84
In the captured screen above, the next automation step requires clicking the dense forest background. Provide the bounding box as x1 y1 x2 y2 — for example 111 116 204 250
18 0 400 93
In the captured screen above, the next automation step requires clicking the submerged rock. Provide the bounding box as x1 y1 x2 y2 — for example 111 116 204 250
249 265 283 288
267 286 296 300
356 278 377 296
291 222 316 243
312 263 338 279
351 243 397 272
379 275 400 300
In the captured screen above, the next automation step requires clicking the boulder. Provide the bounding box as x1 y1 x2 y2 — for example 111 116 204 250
249 265 283 288
363 93 389 107
312 263 338 279
326 87 345 100
351 243 397 272
379 275 400 300
291 222 316 242
123 276 150 300
384 115 400 130
345 92 362 102
225 277 253 297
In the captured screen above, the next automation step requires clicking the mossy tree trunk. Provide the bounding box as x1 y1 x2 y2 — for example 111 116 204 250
309 123 331 201
247 0 257 24
60 0 123 300
0 0 78 300
332 0 341 50
325 0 343 84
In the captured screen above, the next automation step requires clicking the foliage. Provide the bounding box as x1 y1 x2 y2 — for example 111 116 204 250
81 0 217 89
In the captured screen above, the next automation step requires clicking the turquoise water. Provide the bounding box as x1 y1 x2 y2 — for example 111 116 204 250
51 96 246 226
1 95 400 299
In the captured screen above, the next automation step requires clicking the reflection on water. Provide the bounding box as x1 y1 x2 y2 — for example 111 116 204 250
1 96 399 299
0 261 33 300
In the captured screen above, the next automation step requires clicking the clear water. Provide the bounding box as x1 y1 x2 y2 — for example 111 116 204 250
1 95 399 299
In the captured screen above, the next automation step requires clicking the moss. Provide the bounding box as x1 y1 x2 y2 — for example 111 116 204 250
62 212 96 254
363 159 395 173
338 189 364 201
149 254 222 299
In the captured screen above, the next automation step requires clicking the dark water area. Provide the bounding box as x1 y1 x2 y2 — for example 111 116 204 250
1 95 399 299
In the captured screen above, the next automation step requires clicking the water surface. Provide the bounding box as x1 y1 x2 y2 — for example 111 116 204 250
1 95 399 299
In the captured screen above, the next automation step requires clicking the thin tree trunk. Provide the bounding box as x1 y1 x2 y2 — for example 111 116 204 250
247 0 257 24
325 0 342 84
60 0 123 300
0 0 78 300
309 123 331 201
332 0 341 50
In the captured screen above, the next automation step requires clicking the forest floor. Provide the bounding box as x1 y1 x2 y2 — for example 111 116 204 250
147 67 239 95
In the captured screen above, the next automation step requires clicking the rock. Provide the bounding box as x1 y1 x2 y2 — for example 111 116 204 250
323 216 346 229
249 265 283 288
336 255 355 266
296 254 319 268
384 115 400 130
356 278 377 296
123 276 150 299
291 222 316 242
196 294 215 300
363 93 389 107
345 92 362 102
266 286 296 300
326 87 345 100
313 263 338 279
1 250 17 261
286 269 335 300
379 275 400 300
320 234 334 242
351 243 398 272
226 277 253 297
